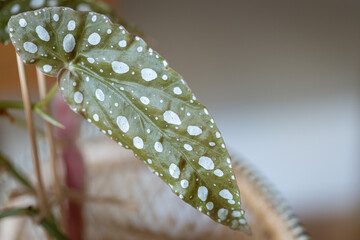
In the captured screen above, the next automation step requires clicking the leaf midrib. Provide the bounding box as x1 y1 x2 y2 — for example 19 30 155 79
69 65 227 190
72 64 227 160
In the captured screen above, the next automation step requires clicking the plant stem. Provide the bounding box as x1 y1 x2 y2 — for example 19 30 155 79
34 108 65 128
36 68 65 231
0 101 24 109
0 152 34 191
16 53 49 219
0 207 70 240
0 84 57 111
35 83 59 109
0 94 65 129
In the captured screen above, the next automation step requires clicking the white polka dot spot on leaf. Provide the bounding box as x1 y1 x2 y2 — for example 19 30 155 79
87 57 95 63
133 136 144 149
219 189 233 200
169 163 180 179
163 111 181 125
74 92 83 103
23 42 38 53
95 89 105 101
198 186 208 201
216 132 221 138
187 126 202 136
53 14 59 22
214 169 224 177
140 96 150 105
183 144 192 151
93 114 99 122
199 156 214 170
232 211 241 217
116 116 129 133
206 202 214 210
180 179 189 188
154 142 163 152
173 87 182 95
118 40 127 47
63 34 75 53
88 32 101 45
67 20 76 31
141 68 157 81
112 61 129 74
19 18 27 27
218 208 228 221
43 65 52 73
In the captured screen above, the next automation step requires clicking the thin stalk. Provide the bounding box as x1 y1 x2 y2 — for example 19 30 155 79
35 84 59 109
36 68 65 231
34 107 65 129
0 101 65 129
16 53 49 219
0 84 58 110
0 152 34 190
0 101 25 109
0 207 70 240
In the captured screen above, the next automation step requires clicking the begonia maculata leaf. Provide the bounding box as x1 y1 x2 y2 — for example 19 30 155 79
8 7 249 232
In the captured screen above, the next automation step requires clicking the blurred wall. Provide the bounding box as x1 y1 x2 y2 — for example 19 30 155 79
121 0 360 215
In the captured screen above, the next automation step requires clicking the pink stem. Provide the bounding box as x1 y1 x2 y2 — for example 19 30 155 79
62 144 84 240
54 94 85 240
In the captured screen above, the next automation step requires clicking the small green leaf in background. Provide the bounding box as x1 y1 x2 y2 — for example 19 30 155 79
0 207 70 240
8 7 249 232
0 0 131 44
0 152 34 190
0 207 32 219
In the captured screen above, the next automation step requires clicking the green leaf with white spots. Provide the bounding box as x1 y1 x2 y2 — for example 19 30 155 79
0 0 128 44
8 7 250 233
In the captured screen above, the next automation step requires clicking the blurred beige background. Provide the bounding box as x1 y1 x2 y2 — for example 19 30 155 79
0 0 359 239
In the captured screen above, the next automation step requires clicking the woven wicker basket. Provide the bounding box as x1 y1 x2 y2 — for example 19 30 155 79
0 139 309 240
